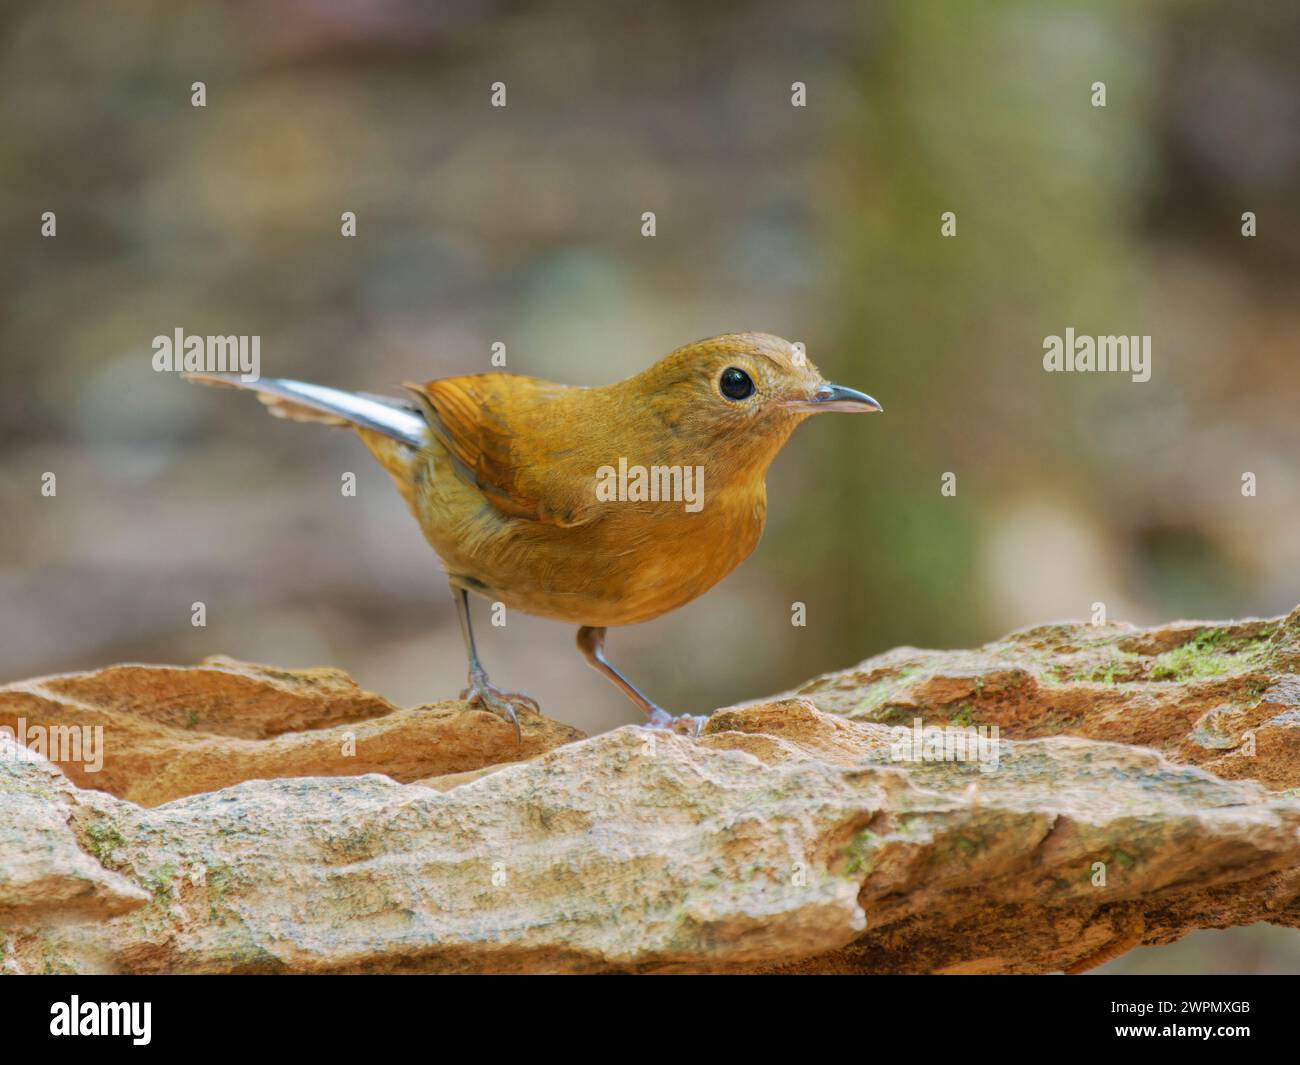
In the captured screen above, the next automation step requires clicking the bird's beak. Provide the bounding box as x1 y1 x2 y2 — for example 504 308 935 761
798 383 883 413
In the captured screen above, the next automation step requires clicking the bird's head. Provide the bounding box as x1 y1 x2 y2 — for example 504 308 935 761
629 332 881 475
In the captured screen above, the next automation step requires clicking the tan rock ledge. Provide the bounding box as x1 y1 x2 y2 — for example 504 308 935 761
1 609 1298 974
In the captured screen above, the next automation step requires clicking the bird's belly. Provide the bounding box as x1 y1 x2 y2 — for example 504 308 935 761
412 455 765 627
469 521 757 626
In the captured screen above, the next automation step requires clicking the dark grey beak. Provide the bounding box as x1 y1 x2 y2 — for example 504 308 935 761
804 383 883 413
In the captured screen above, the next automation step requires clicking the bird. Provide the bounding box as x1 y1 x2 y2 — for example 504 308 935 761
186 332 881 737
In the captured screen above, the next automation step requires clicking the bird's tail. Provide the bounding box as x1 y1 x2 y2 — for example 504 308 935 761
183 372 428 448
184 372 430 510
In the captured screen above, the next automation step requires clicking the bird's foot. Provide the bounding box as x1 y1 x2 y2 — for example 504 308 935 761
461 671 539 742
644 706 709 737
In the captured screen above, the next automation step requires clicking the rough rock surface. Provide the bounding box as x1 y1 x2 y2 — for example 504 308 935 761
0 656 582 806
791 608 1300 790
1 610 1298 974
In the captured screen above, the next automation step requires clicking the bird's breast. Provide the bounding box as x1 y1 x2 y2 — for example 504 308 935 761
411 447 769 627
587 482 768 624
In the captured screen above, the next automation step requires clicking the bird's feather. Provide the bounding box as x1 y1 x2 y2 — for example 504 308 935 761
407 373 601 527
185 373 427 448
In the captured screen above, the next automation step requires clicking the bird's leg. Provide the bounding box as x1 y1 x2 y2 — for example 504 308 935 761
451 583 539 741
576 626 708 736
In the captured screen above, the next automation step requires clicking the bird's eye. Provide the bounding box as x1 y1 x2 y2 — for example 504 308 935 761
719 367 755 400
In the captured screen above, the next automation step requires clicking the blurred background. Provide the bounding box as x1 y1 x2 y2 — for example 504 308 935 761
1 1 1297 972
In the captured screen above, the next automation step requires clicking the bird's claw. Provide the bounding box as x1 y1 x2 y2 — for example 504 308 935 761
644 707 709 737
461 673 539 742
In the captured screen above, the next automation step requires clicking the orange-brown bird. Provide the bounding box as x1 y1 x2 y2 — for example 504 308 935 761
187 332 881 735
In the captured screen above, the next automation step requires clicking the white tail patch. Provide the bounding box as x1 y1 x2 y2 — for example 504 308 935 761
185 373 427 448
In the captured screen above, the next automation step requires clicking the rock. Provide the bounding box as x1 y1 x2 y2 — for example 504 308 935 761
0 656 584 806
0 738 151 925
1 611 1298 974
793 607 1300 790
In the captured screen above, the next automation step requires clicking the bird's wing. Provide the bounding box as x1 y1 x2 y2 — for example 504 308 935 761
405 373 601 527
